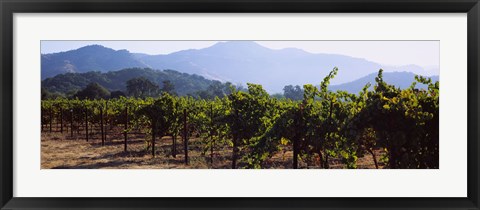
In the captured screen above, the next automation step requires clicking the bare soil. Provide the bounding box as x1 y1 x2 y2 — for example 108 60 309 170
41 128 385 169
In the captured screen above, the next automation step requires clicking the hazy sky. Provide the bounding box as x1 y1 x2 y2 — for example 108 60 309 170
41 40 439 69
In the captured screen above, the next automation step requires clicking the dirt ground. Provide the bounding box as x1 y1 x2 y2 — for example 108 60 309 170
41 128 385 169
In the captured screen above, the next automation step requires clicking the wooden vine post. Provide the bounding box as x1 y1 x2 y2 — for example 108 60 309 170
231 108 239 169
56 106 59 132
171 106 177 158
49 107 53 133
60 107 63 133
183 109 188 165
85 106 89 142
151 119 156 157
70 109 73 138
124 106 128 152
100 106 105 146
104 101 108 142
232 137 238 169
41 109 44 132
41 109 45 132
293 104 304 169
210 104 214 166
172 135 177 158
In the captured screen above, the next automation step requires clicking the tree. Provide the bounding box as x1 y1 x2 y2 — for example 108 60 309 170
283 85 304 101
270 93 285 99
195 90 213 100
195 82 231 100
41 87 52 100
42 87 64 100
126 77 159 98
74 82 110 100
110 90 126 99
207 81 225 98
161 80 175 95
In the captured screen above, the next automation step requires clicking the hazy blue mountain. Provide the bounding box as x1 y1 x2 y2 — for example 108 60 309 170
330 72 439 94
140 41 433 92
41 45 150 79
41 42 436 93
41 68 219 96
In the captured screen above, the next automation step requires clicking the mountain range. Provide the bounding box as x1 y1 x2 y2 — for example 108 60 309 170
330 71 439 93
41 41 439 93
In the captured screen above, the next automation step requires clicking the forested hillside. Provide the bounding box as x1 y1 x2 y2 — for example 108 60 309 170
41 68 231 97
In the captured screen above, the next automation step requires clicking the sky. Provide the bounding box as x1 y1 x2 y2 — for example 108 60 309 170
41 40 440 70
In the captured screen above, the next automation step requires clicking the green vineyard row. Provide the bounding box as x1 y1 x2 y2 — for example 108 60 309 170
41 69 439 169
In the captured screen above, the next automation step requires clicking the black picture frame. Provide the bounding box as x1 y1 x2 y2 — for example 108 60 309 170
1 0 479 209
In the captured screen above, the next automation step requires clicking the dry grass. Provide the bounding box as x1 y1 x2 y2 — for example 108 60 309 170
41 129 384 169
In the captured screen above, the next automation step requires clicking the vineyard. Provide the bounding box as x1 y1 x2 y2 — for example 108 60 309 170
41 69 439 169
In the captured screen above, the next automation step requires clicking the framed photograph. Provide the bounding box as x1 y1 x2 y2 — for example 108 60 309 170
1 0 479 209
